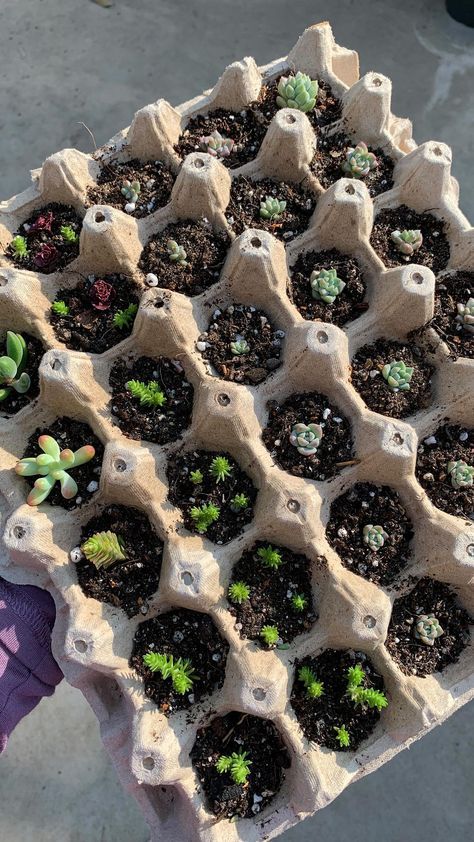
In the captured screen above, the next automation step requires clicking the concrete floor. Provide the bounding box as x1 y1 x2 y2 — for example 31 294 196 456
0 0 473 840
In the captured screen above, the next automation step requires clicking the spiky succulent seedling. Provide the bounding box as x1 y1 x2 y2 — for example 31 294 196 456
11 235 29 258
276 71 318 112
291 593 308 612
298 665 324 699
126 379 167 408
456 298 474 334
231 493 250 511
51 300 70 316
81 531 126 569
190 469 204 485
0 332 31 403
381 360 414 392
60 224 79 243
230 339 250 356
199 129 235 159
391 229 423 256
260 625 280 646
334 725 350 748
447 459 474 489
228 581 251 604
15 435 96 506
215 750 252 785
167 239 188 267
310 268 346 304
142 652 196 695
190 502 220 533
362 524 388 552
257 544 283 570
414 614 444 646
113 303 138 330
209 455 232 483
121 179 141 203
289 422 323 456
346 664 388 711
259 196 287 221
341 142 377 178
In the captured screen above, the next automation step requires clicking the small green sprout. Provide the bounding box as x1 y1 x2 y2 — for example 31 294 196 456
121 179 141 204
289 422 323 456
362 524 388 552
298 665 324 699
81 530 126 569
60 224 79 243
346 664 388 711
199 129 235 159
276 71 318 113
215 750 252 785
447 459 474 489
230 338 250 356
10 235 29 258
166 239 188 267
113 303 138 330
142 652 196 695
334 725 350 748
257 544 283 570
126 379 167 408
0 332 31 403
414 614 444 646
51 300 70 316
190 469 204 485
260 625 280 646
341 141 377 179
381 360 414 392
310 268 346 304
209 455 232 483
456 298 474 334
391 229 423 256
259 196 287 221
190 502 220 534
15 434 95 506
291 593 308 612
231 492 249 511
228 581 251 604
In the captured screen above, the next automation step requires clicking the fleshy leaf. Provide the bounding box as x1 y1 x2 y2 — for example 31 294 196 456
0 356 18 381
27 475 56 506
57 471 79 499
72 445 96 466
12 372 31 394
38 435 61 460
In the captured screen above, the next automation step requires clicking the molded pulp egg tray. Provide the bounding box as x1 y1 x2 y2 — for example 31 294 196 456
0 21 473 842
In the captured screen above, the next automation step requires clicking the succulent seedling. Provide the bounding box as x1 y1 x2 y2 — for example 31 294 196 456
381 360 414 392
0 332 31 403
228 581 251 604
215 750 252 785
310 267 346 304
10 235 29 258
60 224 79 243
260 625 280 646
199 130 234 159
121 179 141 204
81 531 127 569
90 279 116 311
142 652 196 695
455 298 474 334
230 338 250 356
231 492 249 511
414 614 444 646
346 664 388 711
298 665 324 699
15 435 96 506
209 455 232 483
391 229 423 256
334 725 350 748
257 544 283 570
113 303 138 330
447 459 474 489
190 469 204 485
291 593 308 612
342 141 377 178
190 502 220 534
276 71 318 112
126 379 167 408
259 196 287 221
51 300 70 316
362 524 388 552
289 422 323 456
167 239 188 267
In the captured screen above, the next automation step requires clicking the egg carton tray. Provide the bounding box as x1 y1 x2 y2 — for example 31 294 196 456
0 20 473 842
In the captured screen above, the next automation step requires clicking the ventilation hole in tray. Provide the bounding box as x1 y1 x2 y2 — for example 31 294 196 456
286 113 297 124
74 639 88 653
0 274 8 287
363 615 376 628
372 77 382 87
194 158 205 169
411 272 424 284
432 146 442 157
467 544 474 557
95 211 106 223
345 184 355 195
142 756 155 771
392 433 404 446
250 237 262 248
12 525 26 540
217 392 231 406
287 499 300 513
50 358 62 370
113 458 127 472
317 330 329 344
181 571 194 586
253 687 266 701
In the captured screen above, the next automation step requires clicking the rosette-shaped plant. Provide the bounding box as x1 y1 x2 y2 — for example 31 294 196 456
15 435 96 506
90 279 116 311
276 71 318 112
121 179 141 203
447 459 474 489
414 614 444 646
362 524 388 552
81 531 127 570
259 196 287 221
230 338 250 355
215 750 252 785
0 332 31 402
390 229 423 256
381 360 414 391
341 141 377 178
199 130 234 159
289 422 323 455
456 298 474 334
310 267 346 304
33 243 59 269
167 239 188 267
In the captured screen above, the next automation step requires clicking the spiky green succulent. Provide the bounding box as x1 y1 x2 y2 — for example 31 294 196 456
259 196 287 221
310 267 346 304
276 71 318 113
391 229 423 256
298 665 324 699
260 625 279 646
341 141 377 178
209 455 232 483
167 239 188 267
456 298 474 335
190 469 204 485
199 129 234 159
15 435 96 506
362 524 388 552
10 235 29 258
231 493 250 511
230 338 250 356
0 332 31 403
121 179 141 203
215 750 251 785
447 459 474 489
257 544 283 570
126 379 167 407
346 664 388 711
142 652 196 695
228 581 251 604
60 224 79 243
334 725 350 748
190 502 220 533
381 360 414 391
289 422 323 456
51 300 70 316
112 303 138 329
81 531 126 569
414 614 444 646
291 593 308 612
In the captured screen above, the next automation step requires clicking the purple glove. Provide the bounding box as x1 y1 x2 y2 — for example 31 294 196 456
0 577 63 751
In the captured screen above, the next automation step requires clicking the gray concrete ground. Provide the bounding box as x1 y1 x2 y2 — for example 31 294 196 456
0 0 473 840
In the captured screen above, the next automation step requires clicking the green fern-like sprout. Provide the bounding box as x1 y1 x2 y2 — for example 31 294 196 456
257 544 283 570
215 750 252 785
190 502 220 534
113 303 138 330
51 300 70 316
81 530 126 570
334 725 350 748
60 224 79 243
298 665 324 699
228 581 250 604
209 455 232 483
11 235 29 258
142 652 196 695
260 625 279 646
230 493 249 511
126 379 167 408
190 469 204 484
291 593 308 612
346 664 388 711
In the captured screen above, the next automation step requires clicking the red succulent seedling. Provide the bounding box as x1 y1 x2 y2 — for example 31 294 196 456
33 243 59 269
90 279 116 310
28 210 54 234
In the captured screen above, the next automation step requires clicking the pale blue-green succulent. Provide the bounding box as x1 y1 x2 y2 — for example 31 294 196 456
310 268 346 304
199 130 234 159
121 179 141 204
276 71 318 113
363 524 388 552
15 435 96 506
289 422 323 456
414 614 444 646
341 141 377 178
447 459 474 489
0 332 31 403
259 196 286 221
391 229 423 256
382 360 414 391
167 239 188 267
456 298 474 335
230 338 250 356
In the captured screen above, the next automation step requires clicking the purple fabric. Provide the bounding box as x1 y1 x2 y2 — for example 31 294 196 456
0 577 63 751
